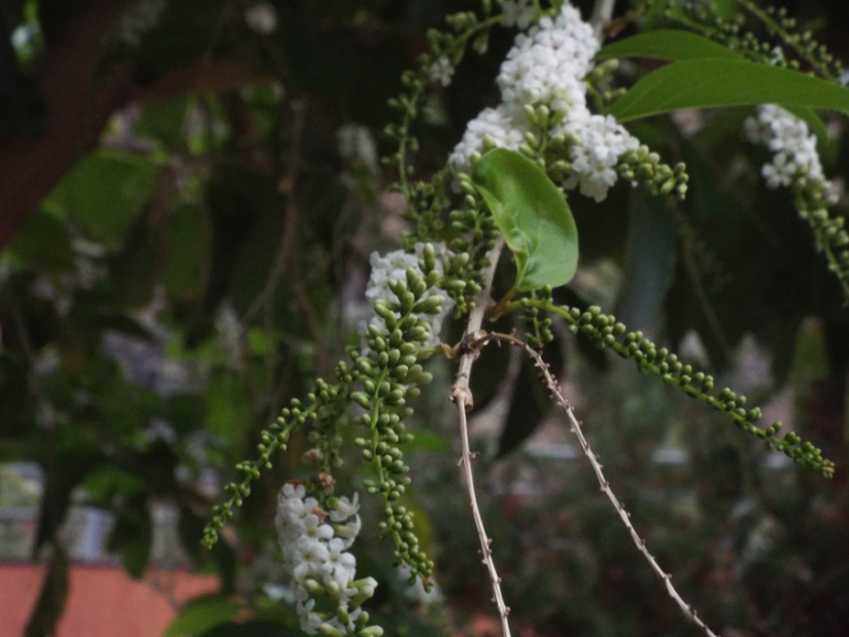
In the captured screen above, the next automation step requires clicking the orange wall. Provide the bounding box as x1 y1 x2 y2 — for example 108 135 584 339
0 564 217 636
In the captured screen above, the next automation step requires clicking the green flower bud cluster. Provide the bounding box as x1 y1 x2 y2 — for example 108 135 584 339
790 176 849 302
400 176 452 250
306 375 356 481
798 205 849 301
520 287 555 350
350 262 443 583
738 1 844 80
446 175 499 313
301 577 383 637
662 0 843 81
513 298 836 478
383 8 502 198
618 147 689 201
202 378 346 549
586 59 628 107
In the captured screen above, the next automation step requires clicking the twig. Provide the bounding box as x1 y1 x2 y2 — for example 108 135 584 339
591 0 617 37
488 331 721 637
450 239 513 637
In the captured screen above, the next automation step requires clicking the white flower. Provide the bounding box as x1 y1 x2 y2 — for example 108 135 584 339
333 514 362 550
245 3 277 34
500 0 536 29
330 493 360 522
327 538 358 587
302 514 334 542
429 56 455 87
449 105 526 173
275 483 375 635
745 104 835 201
559 112 639 202
337 124 378 170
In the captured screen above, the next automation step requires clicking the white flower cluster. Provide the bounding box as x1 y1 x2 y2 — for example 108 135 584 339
496 5 598 113
276 483 378 635
448 106 524 172
744 105 834 198
560 112 640 202
450 3 640 202
365 244 454 345
337 124 379 172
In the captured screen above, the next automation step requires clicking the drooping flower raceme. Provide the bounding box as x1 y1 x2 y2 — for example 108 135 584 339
276 483 380 636
450 3 641 203
365 244 454 347
744 105 836 199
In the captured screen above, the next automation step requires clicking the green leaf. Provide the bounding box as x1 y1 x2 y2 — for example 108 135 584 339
598 30 832 153
473 149 579 292
46 151 160 250
609 58 849 123
597 29 738 63
165 595 240 637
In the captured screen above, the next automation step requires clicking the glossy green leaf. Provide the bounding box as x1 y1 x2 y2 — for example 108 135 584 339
165 595 240 637
597 29 738 62
609 58 849 123
599 31 831 152
473 149 579 291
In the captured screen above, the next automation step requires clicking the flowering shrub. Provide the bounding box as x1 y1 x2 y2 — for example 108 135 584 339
196 1 846 635
4 1 848 636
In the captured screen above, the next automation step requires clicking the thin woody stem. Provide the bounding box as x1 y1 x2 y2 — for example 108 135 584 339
451 239 512 637
488 331 720 637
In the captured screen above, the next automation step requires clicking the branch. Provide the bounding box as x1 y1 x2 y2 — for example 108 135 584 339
489 331 721 637
450 239 513 637
591 0 617 37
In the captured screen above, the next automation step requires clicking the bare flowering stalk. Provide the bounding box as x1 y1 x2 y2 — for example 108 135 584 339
489 331 720 637
450 240 512 637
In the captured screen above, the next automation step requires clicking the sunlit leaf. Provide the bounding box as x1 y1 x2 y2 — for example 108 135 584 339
473 149 579 291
